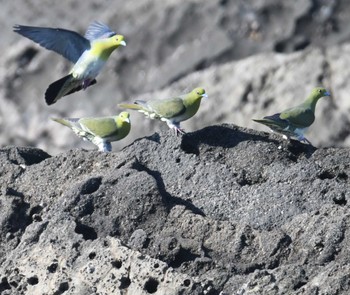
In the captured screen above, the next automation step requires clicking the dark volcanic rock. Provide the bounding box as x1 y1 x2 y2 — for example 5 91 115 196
0 125 349 294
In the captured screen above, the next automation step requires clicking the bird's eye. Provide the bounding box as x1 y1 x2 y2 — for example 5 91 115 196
196 91 200 95
116 38 119 41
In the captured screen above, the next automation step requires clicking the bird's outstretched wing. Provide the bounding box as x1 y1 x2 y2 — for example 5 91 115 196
13 25 90 63
84 21 116 41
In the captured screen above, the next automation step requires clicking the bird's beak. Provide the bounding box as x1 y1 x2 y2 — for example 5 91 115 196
201 93 208 98
124 118 130 123
325 91 331 97
120 40 126 46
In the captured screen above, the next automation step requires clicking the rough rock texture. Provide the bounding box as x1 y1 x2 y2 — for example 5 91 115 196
0 125 349 294
1 0 350 154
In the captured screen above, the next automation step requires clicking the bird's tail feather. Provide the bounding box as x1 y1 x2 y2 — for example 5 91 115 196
65 79 96 96
45 74 74 105
252 118 273 124
45 75 97 105
51 118 72 128
253 116 288 130
118 103 145 111
253 118 279 128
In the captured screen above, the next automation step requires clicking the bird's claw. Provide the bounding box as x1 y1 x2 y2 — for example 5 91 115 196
297 135 312 145
174 127 186 136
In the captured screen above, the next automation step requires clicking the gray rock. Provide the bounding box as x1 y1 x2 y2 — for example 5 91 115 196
0 125 349 294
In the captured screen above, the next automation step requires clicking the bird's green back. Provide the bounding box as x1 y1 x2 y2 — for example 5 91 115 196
148 97 186 119
79 117 117 137
280 105 315 128
82 112 130 140
119 87 206 123
147 87 206 119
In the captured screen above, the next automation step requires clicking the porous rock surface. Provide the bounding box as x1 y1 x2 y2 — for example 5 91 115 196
0 125 349 294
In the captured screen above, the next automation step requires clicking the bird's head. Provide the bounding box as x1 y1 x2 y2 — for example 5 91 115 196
119 111 130 124
91 34 126 59
311 87 331 101
114 34 126 47
191 87 208 99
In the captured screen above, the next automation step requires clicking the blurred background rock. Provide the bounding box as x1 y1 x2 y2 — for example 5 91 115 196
1 0 350 154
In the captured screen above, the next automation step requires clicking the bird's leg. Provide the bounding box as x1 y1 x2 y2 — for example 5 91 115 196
297 135 312 145
166 121 186 136
93 136 112 152
97 141 112 152
82 79 92 90
174 127 186 136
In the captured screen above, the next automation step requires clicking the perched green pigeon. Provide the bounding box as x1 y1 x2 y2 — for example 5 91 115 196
253 87 330 144
52 112 131 152
13 21 126 105
118 87 207 134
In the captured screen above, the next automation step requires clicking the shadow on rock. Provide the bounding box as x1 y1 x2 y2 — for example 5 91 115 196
131 159 205 216
181 124 318 161
0 147 51 166
283 139 318 161
181 124 277 155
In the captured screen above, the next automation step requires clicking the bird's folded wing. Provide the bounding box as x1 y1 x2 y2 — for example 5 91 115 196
280 107 314 127
147 97 186 119
52 117 79 128
13 25 90 63
253 113 288 129
79 117 117 138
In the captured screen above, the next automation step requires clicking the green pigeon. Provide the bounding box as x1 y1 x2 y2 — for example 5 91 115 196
253 87 330 144
14 21 126 105
118 87 207 134
52 112 131 152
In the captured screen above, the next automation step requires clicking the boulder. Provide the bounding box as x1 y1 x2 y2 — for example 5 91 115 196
0 125 349 294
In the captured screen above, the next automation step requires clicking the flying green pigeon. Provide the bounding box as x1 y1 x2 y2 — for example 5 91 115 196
13 21 126 105
253 87 330 144
118 87 207 134
52 111 131 152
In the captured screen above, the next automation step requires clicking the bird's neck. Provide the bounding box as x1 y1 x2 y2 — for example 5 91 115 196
304 96 319 113
117 121 131 137
90 41 119 60
183 97 202 116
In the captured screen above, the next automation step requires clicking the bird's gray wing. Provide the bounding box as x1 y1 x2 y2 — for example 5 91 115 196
84 21 116 41
13 25 90 63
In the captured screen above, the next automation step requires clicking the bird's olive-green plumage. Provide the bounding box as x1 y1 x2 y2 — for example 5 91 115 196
78 114 130 140
279 87 329 127
118 87 207 134
52 112 131 152
253 87 330 143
